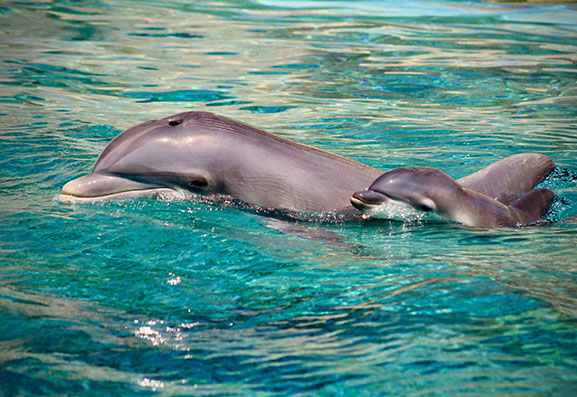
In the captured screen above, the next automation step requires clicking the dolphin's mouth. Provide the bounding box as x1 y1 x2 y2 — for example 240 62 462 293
351 189 433 222
350 190 389 211
58 173 175 203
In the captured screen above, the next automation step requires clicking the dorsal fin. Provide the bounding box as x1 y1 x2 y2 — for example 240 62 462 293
457 153 554 204
510 188 554 224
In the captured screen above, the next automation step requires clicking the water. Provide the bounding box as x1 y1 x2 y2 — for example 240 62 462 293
1 0 577 395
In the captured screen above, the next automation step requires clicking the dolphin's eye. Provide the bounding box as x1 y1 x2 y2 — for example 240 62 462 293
416 203 433 212
414 197 436 212
188 178 208 190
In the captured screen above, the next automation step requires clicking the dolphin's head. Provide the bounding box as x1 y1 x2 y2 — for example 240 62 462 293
59 112 228 202
351 167 460 215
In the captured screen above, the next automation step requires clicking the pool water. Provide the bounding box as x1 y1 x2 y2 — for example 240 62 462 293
1 0 577 394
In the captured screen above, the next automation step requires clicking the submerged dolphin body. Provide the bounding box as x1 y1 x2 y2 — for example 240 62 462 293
60 111 554 218
351 167 554 227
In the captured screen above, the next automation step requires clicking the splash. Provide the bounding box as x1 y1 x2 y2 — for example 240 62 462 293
362 200 441 224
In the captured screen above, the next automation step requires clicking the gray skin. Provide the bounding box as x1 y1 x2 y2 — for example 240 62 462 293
60 111 554 216
351 167 555 227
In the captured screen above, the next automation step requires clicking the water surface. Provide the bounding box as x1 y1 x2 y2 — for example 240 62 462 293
1 0 577 395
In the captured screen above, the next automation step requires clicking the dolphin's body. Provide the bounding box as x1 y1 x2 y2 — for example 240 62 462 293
60 111 554 218
351 167 554 227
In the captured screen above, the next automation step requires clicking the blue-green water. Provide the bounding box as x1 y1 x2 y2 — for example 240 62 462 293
1 0 577 395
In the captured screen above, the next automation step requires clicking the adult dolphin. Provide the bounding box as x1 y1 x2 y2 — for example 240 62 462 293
59 111 554 216
351 167 554 227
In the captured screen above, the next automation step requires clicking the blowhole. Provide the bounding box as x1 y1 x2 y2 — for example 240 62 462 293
168 119 183 126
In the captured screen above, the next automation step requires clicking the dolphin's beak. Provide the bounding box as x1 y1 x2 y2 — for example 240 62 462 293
59 173 173 202
350 190 389 211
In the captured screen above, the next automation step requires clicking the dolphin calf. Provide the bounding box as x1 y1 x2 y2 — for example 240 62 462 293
351 166 554 227
60 111 554 218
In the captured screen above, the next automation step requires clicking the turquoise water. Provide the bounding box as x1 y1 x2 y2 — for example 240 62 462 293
1 0 577 394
